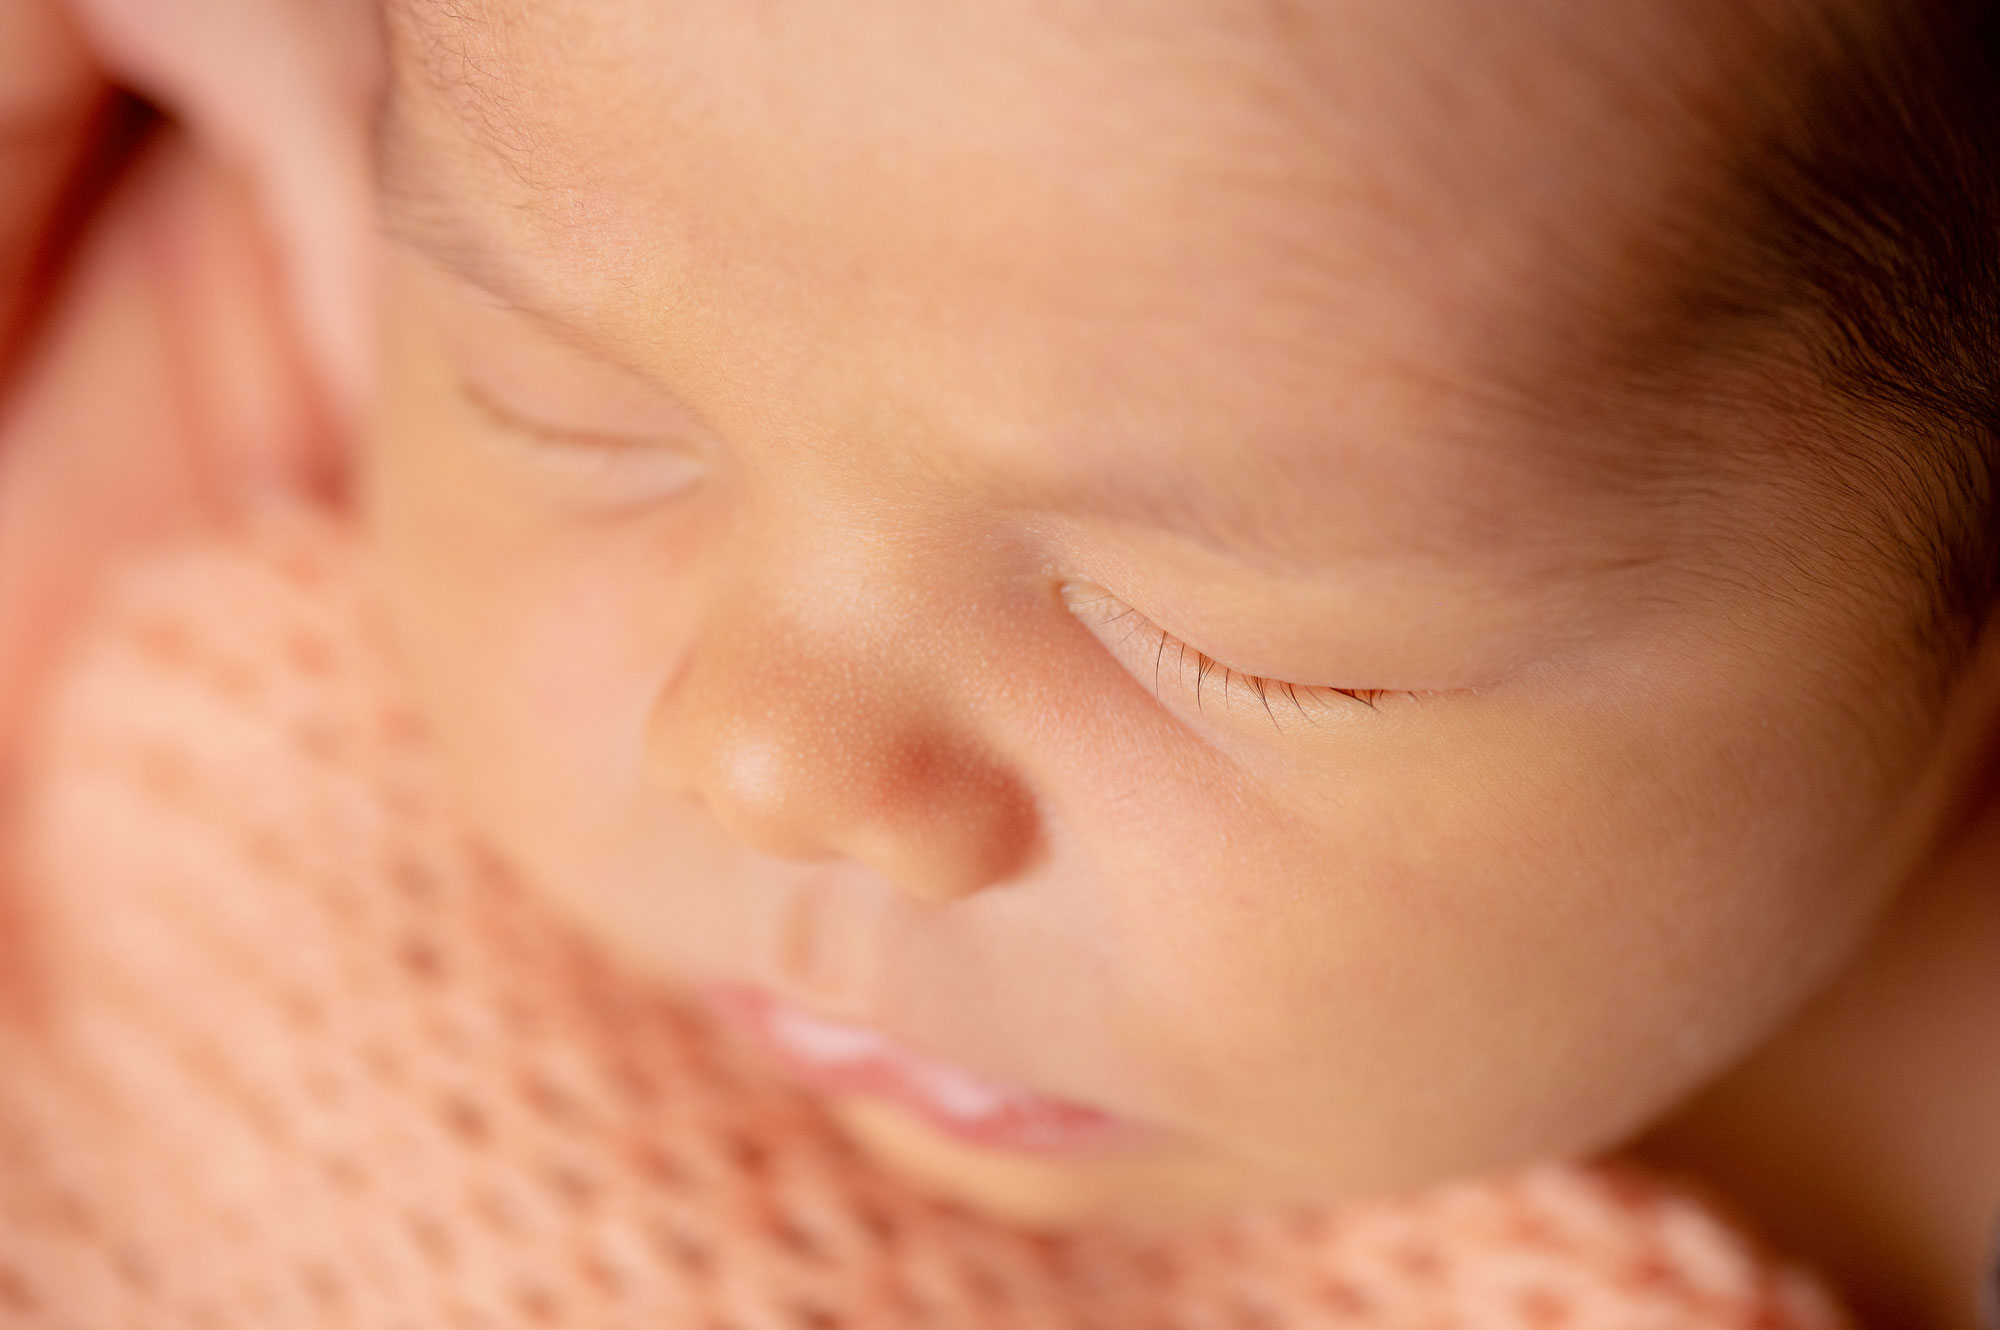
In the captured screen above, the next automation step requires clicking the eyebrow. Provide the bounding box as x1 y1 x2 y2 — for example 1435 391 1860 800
378 165 543 319
376 100 675 395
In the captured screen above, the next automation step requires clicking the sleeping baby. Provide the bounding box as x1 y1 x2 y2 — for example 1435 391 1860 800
0 0 1996 1325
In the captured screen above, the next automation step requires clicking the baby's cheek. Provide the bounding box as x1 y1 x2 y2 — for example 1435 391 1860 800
1070 690 1805 1193
1048 774 1440 1176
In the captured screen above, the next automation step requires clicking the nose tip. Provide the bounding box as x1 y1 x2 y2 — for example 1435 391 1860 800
697 729 837 863
651 658 1040 903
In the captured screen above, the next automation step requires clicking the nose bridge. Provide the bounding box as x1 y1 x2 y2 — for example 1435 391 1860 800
648 531 1040 901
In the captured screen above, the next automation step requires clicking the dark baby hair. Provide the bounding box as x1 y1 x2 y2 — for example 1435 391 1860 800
1723 0 2000 670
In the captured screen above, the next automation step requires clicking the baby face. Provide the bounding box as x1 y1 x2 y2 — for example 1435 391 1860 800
364 0 1974 1222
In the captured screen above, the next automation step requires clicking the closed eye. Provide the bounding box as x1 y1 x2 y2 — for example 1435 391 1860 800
459 375 665 451
1062 586 1390 726
454 375 709 510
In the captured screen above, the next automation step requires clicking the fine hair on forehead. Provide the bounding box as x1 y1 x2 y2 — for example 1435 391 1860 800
380 0 1999 681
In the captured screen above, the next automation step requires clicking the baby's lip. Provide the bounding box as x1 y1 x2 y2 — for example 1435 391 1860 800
710 987 1135 1154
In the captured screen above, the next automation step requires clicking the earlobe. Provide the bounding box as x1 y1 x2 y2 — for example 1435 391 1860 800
61 0 384 430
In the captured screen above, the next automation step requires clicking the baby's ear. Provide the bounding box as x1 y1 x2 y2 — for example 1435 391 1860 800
67 0 382 429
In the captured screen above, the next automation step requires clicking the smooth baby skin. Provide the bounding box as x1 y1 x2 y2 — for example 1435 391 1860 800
1 1 1994 1326
363 2 2000 1323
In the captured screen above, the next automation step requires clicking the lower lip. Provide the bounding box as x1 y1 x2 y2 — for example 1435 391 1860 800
712 989 1133 1154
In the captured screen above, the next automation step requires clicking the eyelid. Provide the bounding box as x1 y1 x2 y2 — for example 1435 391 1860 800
453 373 710 511
458 374 675 451
1060 584 1389 725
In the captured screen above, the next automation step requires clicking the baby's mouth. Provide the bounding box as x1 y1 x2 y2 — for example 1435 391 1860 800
712 988 1131 1154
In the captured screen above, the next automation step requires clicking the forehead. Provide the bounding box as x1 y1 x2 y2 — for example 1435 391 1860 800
380 0 1752 574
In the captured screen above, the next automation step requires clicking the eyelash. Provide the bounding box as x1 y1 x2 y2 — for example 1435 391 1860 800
451 384 1386 717
459 376 641 451
1066 590 1390 722
456 377 710 507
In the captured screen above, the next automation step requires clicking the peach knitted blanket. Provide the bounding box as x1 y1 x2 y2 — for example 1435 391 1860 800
0 510 1847 1329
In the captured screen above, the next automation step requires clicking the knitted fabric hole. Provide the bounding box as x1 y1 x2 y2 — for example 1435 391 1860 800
278 987 328 1033
390 855 441 902
202 655 261 703
271 542 334 594
786 1301 844 1330
649 1223 715 1281
606 1058 663 1108
239 825 298 877
291 717 345 766
398 935 447 984
447 1303 500 1330
439 1093 492 1148
43 1190 96 1241
1624 1251 1687 1292
0 1265 36 1314
1231 1302 1279 1330
771 1214 826 1263
726 1131 771 1179
129 614 197 667
573 1245 627 1300
1516 1285 1573 1328
408 1211 458 1270
111 1245 156 1291
1316 1278 1373 1317
130 742 196 805
295 1263 347 1311
319 1152 370 1195
472 1184 526 1237
285 629 336 679
497 993 547 1041
516 1069 582 1128
630 1141 690 1190
358 1037 409 1091
299 1062 345 1109
962 1260 1011 1311
538 1160 599 1214
512 1283 562 1326
848 1196 898 1247
1394 1241 1445 1281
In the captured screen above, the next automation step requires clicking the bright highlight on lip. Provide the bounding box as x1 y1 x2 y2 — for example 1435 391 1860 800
719 990 1130 1154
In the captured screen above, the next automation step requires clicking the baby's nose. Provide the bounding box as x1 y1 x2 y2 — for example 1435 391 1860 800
646 610 1039 903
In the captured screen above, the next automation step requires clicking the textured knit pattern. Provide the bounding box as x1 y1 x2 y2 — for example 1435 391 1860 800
0 510 1850 1330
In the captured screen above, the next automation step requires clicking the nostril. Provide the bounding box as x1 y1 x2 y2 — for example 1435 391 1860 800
844 738 1042 901
646 625 1042 899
